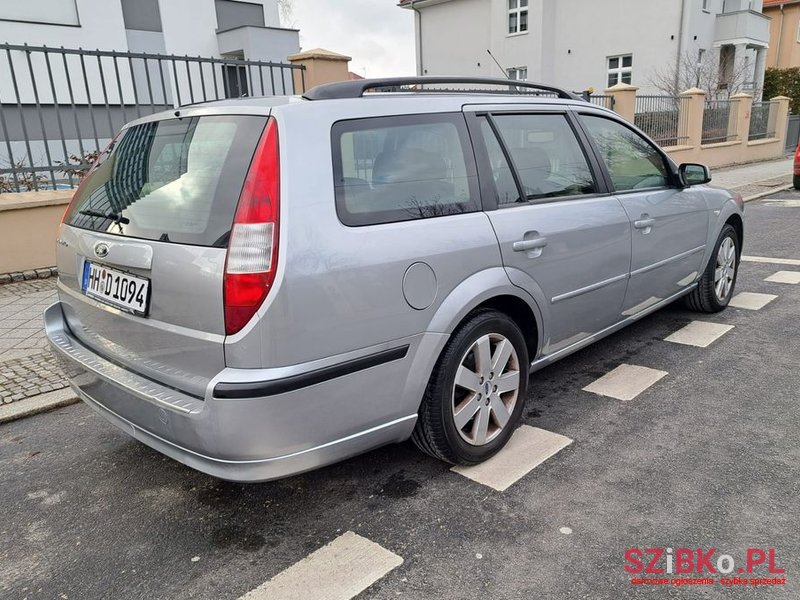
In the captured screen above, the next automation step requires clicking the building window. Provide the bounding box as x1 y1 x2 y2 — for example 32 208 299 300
607 55 633 87
508 67 528 81
508 0 528 34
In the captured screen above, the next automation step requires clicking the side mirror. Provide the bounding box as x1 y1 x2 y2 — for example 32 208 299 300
679 163 711 187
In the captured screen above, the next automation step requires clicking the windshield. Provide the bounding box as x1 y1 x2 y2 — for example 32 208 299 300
64 115 268 247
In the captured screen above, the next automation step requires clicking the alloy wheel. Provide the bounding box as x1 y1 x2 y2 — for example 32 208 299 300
714 236 736 301
451 333 520 446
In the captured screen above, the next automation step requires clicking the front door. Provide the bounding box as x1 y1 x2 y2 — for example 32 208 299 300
577 114 709 315
469 110 632 356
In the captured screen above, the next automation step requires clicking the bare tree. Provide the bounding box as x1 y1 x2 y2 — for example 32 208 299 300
648 50 755 99
277 0 295 27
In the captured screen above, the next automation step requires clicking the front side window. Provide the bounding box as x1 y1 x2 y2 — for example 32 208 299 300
607 54 633 87
508 0 528 34
482 113 596 204
333 114 479 226
580 115 670 192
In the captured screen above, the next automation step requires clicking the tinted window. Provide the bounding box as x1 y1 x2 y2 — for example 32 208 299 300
581 115 669 191
488 114 596 204
479 119 520 204
333 114 479 226
65 115 267 247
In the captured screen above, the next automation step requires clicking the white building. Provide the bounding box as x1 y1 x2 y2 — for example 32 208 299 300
0 0 301 184
400 0 771 97
0 0 298 63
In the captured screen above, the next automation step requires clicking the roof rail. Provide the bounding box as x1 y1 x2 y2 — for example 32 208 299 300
302 76 582 101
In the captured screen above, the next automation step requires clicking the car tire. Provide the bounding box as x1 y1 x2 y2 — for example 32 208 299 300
794 174 800 190
411 309 529 465
685 224 739 313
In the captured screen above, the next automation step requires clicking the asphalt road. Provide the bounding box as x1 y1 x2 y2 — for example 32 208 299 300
2 192 799 600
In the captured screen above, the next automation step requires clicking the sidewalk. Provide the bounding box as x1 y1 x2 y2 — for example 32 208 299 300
0 156 796 423
0 278 77 422
711 157 794 200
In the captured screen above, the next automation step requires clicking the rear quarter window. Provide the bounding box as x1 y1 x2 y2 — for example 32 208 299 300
64 115 267 247
332 113 480 226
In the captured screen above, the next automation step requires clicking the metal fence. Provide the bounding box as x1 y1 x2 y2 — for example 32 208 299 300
0 43 305 192
633 95 688 147
748 101 775 141
702 99 738 144
588 94 615 110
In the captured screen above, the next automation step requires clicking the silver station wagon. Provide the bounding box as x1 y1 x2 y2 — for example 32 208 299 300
46 77 744 482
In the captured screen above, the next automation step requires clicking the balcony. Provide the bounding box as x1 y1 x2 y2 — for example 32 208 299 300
216 25 300 63
713 10 770 48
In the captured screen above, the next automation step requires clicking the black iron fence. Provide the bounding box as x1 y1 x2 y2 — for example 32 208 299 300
634 95 688 147
748 101 776 141
702 99 738 144
588 94 615 110
0 43 305 192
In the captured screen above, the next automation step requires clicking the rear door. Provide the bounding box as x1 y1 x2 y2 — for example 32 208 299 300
577 113 709 315
467 108 632 356
57 113 267 397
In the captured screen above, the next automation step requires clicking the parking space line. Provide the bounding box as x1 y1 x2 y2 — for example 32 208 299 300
729 292 778 310
583 364 668 402
664 321 734 348
239 531 402 600
451 425 572 492
764 271 800 285
763 199 800 207
742 255 800 266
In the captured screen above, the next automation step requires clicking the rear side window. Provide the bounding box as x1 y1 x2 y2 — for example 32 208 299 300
332 113 479 226
486 113 596 204
64 115 267 247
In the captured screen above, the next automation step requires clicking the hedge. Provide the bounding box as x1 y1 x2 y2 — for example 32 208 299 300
763 67 800 114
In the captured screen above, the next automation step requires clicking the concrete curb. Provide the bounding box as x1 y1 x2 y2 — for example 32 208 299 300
743 183 794 203
0 388 79 424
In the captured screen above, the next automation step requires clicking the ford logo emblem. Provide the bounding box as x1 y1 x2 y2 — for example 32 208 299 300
94 243 109 258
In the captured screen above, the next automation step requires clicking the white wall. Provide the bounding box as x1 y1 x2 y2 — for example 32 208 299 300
412 0 762 95
417 0 492 77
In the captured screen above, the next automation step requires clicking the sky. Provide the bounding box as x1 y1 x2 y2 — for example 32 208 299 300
286 1 416 78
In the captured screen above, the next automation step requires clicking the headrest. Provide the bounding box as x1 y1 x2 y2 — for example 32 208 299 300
372 148 448 184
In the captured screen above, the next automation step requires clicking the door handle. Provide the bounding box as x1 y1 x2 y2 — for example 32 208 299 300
634 218 655 230
513 237 548 252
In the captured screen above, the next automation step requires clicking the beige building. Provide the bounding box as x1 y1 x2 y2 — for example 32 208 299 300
764 0 800 67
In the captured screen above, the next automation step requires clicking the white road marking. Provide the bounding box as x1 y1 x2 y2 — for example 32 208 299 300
764 271 800 285
451 425 572 492
559 527 573 535
239 531 402 600
742 255 800 266
729 292 777 310
665 321 734 348
583 364 668 402
763 199 800 207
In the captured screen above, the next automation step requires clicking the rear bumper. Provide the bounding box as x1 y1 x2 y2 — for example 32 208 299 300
45 302 427 482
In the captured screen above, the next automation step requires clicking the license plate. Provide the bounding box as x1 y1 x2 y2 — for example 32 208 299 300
82 261 150 316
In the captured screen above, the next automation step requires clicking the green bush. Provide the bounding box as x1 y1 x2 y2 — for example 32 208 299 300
763 67 800 113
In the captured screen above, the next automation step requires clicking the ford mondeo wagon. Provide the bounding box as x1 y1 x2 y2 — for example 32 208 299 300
45 77 744 481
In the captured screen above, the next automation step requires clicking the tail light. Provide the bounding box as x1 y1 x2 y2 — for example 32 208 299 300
732 191 744 210
794 144 800 175
223 117 280 335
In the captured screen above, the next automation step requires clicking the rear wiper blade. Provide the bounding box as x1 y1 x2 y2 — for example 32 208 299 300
78 209 130 225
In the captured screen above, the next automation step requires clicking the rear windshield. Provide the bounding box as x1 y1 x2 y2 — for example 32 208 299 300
64 115 267 247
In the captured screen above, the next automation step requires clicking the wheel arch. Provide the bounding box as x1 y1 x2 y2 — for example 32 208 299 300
725 212 744 257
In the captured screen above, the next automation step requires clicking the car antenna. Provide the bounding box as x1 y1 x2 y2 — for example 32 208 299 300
486 49 512 79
